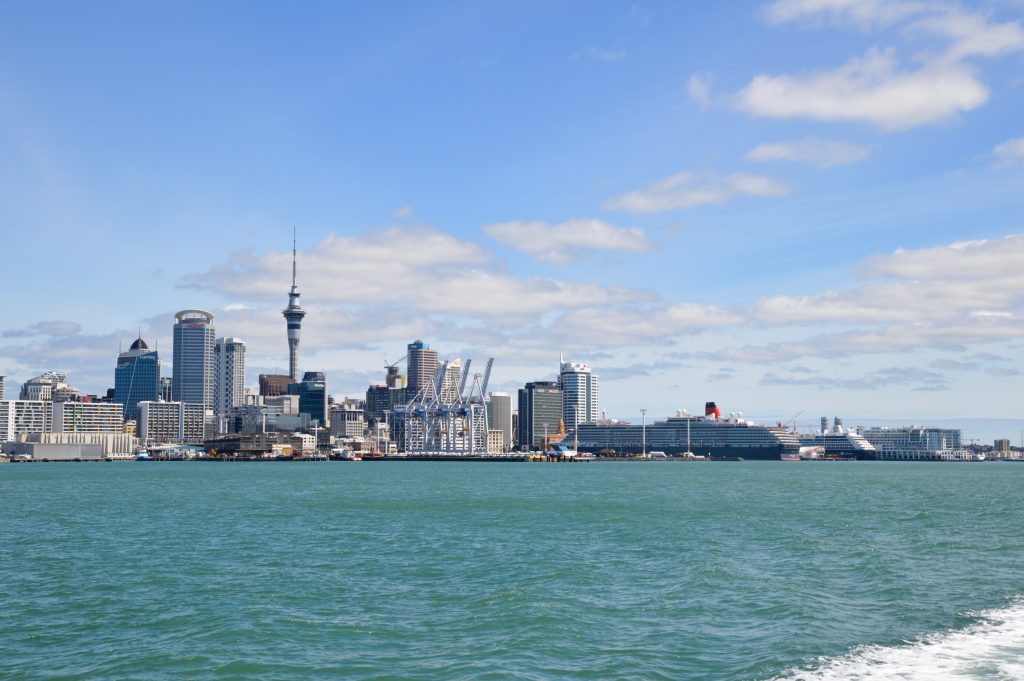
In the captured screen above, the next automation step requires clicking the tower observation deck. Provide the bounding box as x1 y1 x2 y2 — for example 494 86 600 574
282 231 306 381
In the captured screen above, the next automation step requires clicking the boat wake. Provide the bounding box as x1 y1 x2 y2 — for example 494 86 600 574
778 598 1024 680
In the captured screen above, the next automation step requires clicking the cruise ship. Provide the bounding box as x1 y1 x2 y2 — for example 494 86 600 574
798 417 877 461
574 402 801 460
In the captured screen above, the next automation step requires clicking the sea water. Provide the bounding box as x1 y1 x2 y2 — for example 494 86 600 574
1 461 1022 679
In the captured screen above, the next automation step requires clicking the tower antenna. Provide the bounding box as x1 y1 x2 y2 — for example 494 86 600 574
292 226 297 289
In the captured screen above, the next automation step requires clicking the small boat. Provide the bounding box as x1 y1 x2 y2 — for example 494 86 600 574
781 454 801 462
135 450 151 461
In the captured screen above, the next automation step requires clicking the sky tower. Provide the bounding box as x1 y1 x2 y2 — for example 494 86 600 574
282 230 306 381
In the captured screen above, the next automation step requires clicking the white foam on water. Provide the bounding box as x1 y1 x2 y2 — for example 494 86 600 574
778 598 1024 680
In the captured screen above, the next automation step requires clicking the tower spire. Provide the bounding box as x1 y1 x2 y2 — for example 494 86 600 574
283 228 306 382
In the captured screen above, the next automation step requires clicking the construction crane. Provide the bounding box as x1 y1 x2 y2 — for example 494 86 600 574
384 355 406 388
782 410 804 433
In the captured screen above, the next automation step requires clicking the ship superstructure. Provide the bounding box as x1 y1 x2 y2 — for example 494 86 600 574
798 416 877 460
574 401 800 460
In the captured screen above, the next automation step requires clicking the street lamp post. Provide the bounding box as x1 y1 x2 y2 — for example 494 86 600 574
682 408 691 456
640 408 647 458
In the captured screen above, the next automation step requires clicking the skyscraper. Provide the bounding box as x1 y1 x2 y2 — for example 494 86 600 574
406 340 439 398
214 337 246 416
282 233 306 381
114 337 161 419
288 371 328 428
559 360 599 434
486 392 513 450
172 309 215 410
517 381 562 449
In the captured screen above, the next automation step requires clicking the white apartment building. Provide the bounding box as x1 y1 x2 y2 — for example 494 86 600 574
559 361 600 433
0 400 52 442
138 401 206 444
214 337 246 416
51 401 125 433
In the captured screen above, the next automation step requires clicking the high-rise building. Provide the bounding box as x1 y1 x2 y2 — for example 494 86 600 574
19 371 73 401
114 337 161 420
517 381 562 449
440 359 462 405
559 360 599 434
172 309 215 410
0 375 5 401
0 400 52 442
330 400 367 438
406 340 438 398
137 401 206 444
288 371 328 428
486 392 513 451
160 377 173 401
282 233 306 381
366 385 391 424
214 337 246 416
259 373 292 397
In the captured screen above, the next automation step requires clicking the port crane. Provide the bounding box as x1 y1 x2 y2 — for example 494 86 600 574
781 410 804 433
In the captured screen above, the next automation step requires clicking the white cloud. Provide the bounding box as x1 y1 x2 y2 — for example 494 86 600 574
687 72 713 110
186 228 652 319
730 234 1024 362
555 304 744 347
604 171 790 213
482 219 653 263
745 138 871 168
762 0 927 28
908 9 1024 60
747 4 1024 131
393 204 414 220
761 366 949 391
736 47 988 131
993 136 1024 167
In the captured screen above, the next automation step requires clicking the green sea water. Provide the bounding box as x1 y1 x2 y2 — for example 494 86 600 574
2 461 1023 680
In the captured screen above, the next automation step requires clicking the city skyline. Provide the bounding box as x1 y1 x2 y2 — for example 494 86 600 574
2 2 1024 427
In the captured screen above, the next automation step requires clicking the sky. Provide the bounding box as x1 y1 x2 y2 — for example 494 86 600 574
1 0 1023 438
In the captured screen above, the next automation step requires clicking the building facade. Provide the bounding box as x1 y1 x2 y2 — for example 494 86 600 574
330 401 367 438
52 401 125 433
172 309 215 410
559 360 599 433
0 400 52 442
486 392 513 451
137 401 206 444
214 337 246 416
114 337 161 420
406 340 438 399
517 381 562 449
288 371 328 427
861 426 968 461
19 371 72 401
259 373 292 397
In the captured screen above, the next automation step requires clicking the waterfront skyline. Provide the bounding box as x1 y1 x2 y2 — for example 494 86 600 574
2 2 1024 425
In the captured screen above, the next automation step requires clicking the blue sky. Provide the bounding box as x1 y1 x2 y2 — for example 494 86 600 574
2 1 1023 436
